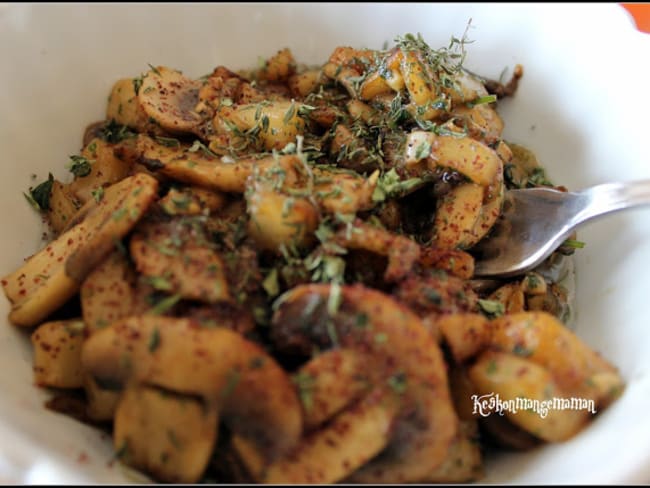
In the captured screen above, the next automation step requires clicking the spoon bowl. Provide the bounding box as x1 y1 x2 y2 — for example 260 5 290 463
472 180 650 277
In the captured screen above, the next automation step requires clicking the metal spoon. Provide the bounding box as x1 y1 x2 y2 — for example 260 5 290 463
472 180 650 278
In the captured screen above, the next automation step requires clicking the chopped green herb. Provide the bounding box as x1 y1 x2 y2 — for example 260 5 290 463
292 371 315 411
414 140 432 160
527 167 553 187
150 241 179 256
220 370 241 400
372 168 425 203
562 239 586 249
477 299 505 318
113 237 128 256
114 440 130 461
283 100 296 124
512 343 533 357
111 208 128 221
148 327 161 352
355 312 369 329
467 94 497 107
147 63 162 76
167 429 181 450
146 275 174 292
297 104 316 117
100 120 137 143
326 281 343 316
249 356 266 369
188 140 218 158
425 288 442 305
262 268 280 297
155 136 181 148
387 371 408 394
95 318 109 329
171 194 191 210
150 294 182 315
24 173 54 212
67 155 93 177
91 187 104 203
132 74 144 95
374 332 388 344
486 359 498 375
522 273 542 291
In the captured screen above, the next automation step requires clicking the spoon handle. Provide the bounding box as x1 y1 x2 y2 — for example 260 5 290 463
578 180 650 222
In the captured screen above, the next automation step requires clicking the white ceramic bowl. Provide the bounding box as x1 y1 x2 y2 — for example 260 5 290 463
1 3 649 484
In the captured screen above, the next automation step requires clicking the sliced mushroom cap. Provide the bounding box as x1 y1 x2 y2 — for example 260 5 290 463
333 219 421 283
130 217 232 304
136 134 291 194
271 283 459 483
262 387 401 484
468 351 591 442
114 384 219 483
138 66 204 134
2 173 159 327
405 132 502 187
292 348 372 431
486 311 624 405
81 315 302 460
81 249 151 334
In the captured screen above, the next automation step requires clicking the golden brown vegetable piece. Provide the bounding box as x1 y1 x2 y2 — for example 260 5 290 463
486 311 624 405
263 387 401 484
136 134 287 193
130 218 232 304
521 271 547 296
256 48 296 82
434 182 485 250
425 421 483 483
400 50 446 120
448 366 480 421
438 313 490 364
479 412 542 450
106 78 159 133
83 374 120 422
159 186 227 216
114 384 218 483
31 319 86 388
405 132 502 187
288 69 322 98
68 138 133 205
312 167 379 215
82 316 302 460
137 66 203 134
487 282 526 314
334 219 421 282
80 250 151 334
403 131 505 250
468 351 591 442
2 173 158 327
47 180 80 234
418 247 475 280
393 272 478 317
272 284 458 483
292 348 371 431
213 100 306 152
451 103 504 145
246 178 319 253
